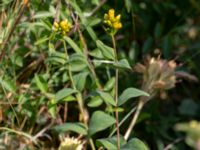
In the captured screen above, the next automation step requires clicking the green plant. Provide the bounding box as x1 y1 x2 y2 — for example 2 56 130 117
0 0 200 150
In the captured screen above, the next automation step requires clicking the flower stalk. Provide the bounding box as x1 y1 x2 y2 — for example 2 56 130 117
62 40 96 150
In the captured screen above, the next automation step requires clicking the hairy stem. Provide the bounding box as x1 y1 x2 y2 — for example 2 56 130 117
77 28 102 89
111 35 120 150
63 40 96 150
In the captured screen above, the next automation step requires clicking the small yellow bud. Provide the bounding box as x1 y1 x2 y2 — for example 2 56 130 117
108 9 115 18
104 14 108 20
62 31 66 35
113 22 122 29
59 19 72 34
53 22 59 29
116 14 121 21
60 20 68 30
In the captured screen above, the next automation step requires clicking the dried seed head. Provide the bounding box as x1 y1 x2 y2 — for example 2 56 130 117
58 137 83 150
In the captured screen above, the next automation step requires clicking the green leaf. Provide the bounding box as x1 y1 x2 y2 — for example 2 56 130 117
118 88 149 106
125 0 132 13
114 59 131 70
63 95 76 102
142 37 153 54
154 22 162 39
96 139 117 150
67 54 88 72
178 99 198 116
97 91 116 106
92 0 99 5
73 72 89 91
48 42 55 53
64 36 82 54
121 138 149 150
53 123 87 135
90 48 104 59
34 75 48 93
47 51 66 64
55 88 77 102
0 77 16 93
87 96 103 108
35 36 49 45
97 136 127 149
96 40 115 60
89 111 116 136
162 35 172 58
104 77 115 91
33 11 54 19
48 99 56 118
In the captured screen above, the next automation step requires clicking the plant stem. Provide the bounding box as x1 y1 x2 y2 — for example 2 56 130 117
77 29 102 89
109 106 137 137
62 40 96 150
0 127 33 142
124 99 144 140
111 35 120 150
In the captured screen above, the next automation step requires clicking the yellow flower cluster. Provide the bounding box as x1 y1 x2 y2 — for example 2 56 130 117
104 9 122 34
53 19 72 35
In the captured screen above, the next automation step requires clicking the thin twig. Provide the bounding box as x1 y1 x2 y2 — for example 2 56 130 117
54 0 61 22
31 122 54 142
163 137 184 150
109 106 137 137
90 0 107 16
0 127 33 142
124 99 144 140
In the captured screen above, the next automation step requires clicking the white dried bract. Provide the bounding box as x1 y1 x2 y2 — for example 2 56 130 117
58 137 83 150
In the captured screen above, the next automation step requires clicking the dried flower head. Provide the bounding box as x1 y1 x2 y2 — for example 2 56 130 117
104 9 122 35
58 137 83 150
135 57 176 100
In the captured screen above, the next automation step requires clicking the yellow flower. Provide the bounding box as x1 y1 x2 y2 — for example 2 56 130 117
52 19 72 35
104 9 122 34
60 19 72 33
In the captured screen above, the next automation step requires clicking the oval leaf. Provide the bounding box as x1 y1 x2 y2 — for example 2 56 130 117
55 88 77 101
34 75 48 93
97 91 116 106
53 122 87 135
118 88 149 106
64 37 82 54
96 40 115 60
89 111 116 136
121 138 149 150
87 96 103 108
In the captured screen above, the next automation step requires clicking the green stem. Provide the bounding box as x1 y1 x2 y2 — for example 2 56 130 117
111 35 120 150
62 39 96 150
109 106 137 137
77 29 102 89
